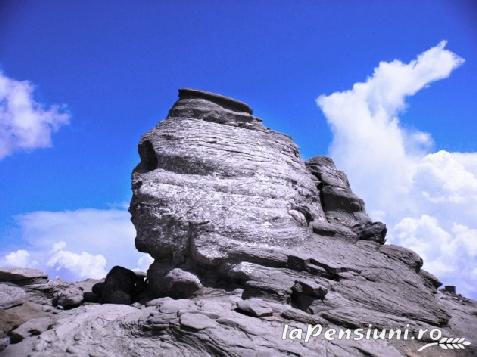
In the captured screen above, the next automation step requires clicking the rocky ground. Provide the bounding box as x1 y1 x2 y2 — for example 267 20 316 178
1 89 476 356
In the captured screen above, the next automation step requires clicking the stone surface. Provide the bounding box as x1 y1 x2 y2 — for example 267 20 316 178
235 298 273 317
130 88 327 271
3 287 475 357
99 266 137 304
9 317 54 343
126 89 477 356
2 89 476 356
148 265 202 298
352 221 387 244
0 284 26 309
53 285 83 309
0 268 47 286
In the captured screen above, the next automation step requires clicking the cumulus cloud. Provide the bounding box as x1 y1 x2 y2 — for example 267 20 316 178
2 249 31 267
317 41 477 298
0 71 69 159
47 241 107 279
0 208 152 281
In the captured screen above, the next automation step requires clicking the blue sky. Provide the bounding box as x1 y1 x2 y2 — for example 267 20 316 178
1 1 476 295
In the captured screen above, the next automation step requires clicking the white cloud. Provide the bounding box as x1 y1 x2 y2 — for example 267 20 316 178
0 208 152 281
135 254 154 272
1 249 31 267
0 71 69 159
317 41 477 298
47 241 107 280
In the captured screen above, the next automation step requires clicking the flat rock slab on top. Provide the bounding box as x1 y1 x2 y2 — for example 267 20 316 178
178 88 253 114
0 268 48 286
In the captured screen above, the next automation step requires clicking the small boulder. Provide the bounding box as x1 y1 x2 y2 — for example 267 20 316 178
236 299 273 317
290 281 328 312
53 285 84 309
353 221 387 244
149 265 202 299
180 313 216 331
292 281 327 299
0 284 26 309
100 266 137 304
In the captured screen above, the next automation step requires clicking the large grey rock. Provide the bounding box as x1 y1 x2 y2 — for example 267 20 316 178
130 89 327 269
2 89 476 356
125 89 477 356
53 285 84 309
0 284 26 309
99 266 137 305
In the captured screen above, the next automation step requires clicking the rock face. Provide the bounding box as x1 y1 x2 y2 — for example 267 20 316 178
1 89 476 356
126 89 476 355
131 88 327 272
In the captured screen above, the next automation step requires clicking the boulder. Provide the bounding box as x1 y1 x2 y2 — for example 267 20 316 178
0 284 26 309
235 298 273 317
148 265 202 298
99 266 137 304
353 221 387 244
179 312 216 331
53 285 84 309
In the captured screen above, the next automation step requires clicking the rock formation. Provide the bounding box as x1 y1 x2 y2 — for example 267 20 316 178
1 89 476 356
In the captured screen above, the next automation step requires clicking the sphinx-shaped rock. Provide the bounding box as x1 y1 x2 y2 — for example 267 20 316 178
125 89 477 355
2 89 476 356
130 88 330 294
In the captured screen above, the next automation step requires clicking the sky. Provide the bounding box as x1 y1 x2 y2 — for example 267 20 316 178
0 1 476 296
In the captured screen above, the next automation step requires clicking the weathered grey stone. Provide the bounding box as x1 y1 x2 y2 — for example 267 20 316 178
420 270 442 289
100 266 136 304
180 312 216 331
306 156 370 229
125 89 476 355
130 89 326 272
380 244 424 272
53 285 83 309
0 284 26 309
0 268 47 286
9 317 54 343
353 221 387 244
148 265 202 298
236 298 273 317
3 89 477 357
